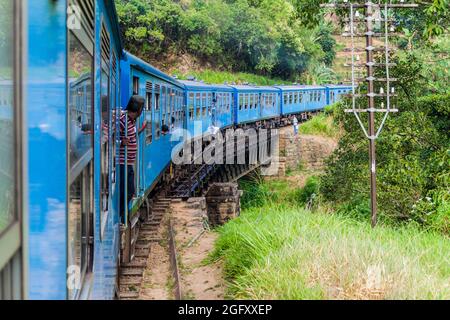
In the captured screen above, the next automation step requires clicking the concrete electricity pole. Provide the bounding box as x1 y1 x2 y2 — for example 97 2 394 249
323 1 418 227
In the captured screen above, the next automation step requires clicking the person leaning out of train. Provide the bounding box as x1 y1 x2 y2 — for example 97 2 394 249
119 95 147 224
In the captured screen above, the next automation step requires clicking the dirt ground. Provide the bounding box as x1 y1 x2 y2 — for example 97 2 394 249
138 199 225 300
171 200 225 300
139 214 172 300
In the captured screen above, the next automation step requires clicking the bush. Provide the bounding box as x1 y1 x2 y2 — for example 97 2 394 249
298 176 320 206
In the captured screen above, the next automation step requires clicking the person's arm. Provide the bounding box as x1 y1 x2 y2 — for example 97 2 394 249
138 121 147 134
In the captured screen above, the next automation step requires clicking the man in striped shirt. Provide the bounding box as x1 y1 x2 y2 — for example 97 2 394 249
119 95 147 224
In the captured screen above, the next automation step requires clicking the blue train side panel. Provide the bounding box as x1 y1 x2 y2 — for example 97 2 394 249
90 0 123 300
27 0 67 300
120 52 184 213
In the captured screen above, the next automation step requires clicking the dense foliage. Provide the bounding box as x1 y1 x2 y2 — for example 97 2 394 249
116 0 337 80
320 39 449 234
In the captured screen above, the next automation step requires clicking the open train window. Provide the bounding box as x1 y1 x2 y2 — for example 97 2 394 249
100 22 111 234
133 76 139 95
67 0 95 299
154 84 161 139
145 87 153 144
207 93 212 116
188 93 194 120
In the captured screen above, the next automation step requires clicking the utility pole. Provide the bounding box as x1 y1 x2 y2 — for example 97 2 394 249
322 1 418 227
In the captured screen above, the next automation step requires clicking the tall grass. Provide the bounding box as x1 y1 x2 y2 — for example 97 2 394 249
299 114 339 138
173 69 290 86
211 178 450 300
211 207 450 300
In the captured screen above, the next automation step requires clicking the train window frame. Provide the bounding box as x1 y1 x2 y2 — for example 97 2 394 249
188 92 194 120
100 21 111 237
0 1 25 291
207 92 212 116
67 0 96 299
133 76 139 95
154 85 161 140
145 88 153 145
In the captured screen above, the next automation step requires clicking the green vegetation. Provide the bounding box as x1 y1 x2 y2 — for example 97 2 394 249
173 69 290 86
299 113 339 138
212 179 450 300
320 39 450 235
116 0 337 81
213 207 450 300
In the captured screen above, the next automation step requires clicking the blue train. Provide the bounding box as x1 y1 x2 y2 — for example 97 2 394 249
0 0 351 300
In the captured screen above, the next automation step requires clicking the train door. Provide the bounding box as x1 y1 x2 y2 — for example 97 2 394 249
0 0 24 300
100 21 112 235
67 0 95 299
132 76 141 195
110 52 118 224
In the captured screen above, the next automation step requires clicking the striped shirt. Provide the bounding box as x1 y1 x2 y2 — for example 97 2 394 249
119 113 137 165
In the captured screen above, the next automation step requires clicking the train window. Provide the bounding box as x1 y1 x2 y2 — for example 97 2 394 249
67 0 95 298
299 92 303 103
133 76 139 95
195 93 200 119
146 91 153 144
100 22 111 224
111 53 117 190
162 87 167 125
0 0 15 234
68 162 93 299
207 93 212 116
169 88 174 125
155 85 161 139
188 93 194 120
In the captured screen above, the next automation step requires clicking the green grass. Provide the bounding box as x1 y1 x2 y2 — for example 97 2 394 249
211 177 450 300
173 69 291 86
299 114 339 138
238 177 302 210
211 206 450 300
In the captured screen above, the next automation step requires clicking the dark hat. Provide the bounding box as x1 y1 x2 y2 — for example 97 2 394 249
126 95 145 112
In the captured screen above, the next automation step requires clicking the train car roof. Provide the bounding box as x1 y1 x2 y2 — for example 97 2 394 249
273 85 327 91
179 80 234 92
323 84 353 89
228 85 279 92
123 51 184 88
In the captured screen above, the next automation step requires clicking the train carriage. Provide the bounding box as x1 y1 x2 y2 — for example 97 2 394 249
230 85 280 126
276 85 328 116
21 0 122 300
119 52 185 226
325 85 353 105
180 80 234 137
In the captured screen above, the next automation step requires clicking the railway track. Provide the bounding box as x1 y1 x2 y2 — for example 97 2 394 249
118 197 174 300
